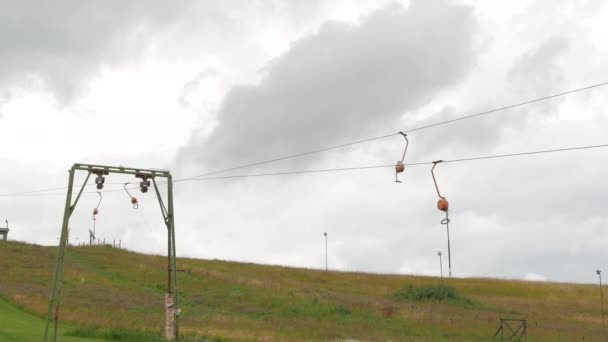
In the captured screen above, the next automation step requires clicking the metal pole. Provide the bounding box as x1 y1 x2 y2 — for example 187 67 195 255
445 212 452 277
438 251 443 280
168 175 179 340
324 232 328 271
43 167 75 342
599 270 605 325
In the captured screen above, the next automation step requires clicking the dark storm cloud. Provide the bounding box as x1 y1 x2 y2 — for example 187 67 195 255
179 0 478 171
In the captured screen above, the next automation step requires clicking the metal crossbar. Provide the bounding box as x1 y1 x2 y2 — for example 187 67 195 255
493 318 527 341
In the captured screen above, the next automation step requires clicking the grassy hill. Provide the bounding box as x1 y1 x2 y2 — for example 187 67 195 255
0 240 605 341
0 296 110 342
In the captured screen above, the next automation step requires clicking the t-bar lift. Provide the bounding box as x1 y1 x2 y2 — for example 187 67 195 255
43 163 179 341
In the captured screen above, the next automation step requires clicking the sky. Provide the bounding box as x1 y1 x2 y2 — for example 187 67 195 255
1 0 607 284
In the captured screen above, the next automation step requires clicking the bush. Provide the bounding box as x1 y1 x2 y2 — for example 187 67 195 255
65 326 163 341
393 283 477 306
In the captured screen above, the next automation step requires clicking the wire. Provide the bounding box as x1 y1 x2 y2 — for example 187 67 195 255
174 133 397 182
441 144 608 164
0 186 73 196
188 164 395 180
2 81 608 195
178 81 608 181
0 181 129 197
1 143 606 196
183 143 608 181
0 184 143 198
402 81 608 133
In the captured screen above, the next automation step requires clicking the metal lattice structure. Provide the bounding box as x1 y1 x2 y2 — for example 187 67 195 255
493 318 527 341
43 163 179 341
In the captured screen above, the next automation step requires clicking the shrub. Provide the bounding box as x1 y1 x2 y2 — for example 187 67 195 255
393 283 477 306
65 326 163 341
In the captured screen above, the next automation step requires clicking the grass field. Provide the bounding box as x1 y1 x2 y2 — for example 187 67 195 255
0 296 109 342
0 240 606 341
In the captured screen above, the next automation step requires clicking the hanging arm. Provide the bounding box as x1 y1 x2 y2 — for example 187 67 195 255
431 160 443 198
123 183 139 209
394 132 409 183
399 132 409 162
96 191 102 209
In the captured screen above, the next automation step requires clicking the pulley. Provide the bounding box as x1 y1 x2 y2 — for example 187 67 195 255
136 174 152 193
93 171 109 190
94 174 105 190
394 132 409 183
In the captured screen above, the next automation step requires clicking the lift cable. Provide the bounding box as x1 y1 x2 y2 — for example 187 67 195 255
167 143 608 181
1 81 608 197
1 142 608 198
177 80 608 182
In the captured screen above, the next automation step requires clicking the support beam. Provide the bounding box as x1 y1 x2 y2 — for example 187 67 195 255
168 175 179 338
44 166 76 342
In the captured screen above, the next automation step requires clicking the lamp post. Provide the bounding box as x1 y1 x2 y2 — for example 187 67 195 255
323 232 328 271
598 270 606 325
438 251 443 280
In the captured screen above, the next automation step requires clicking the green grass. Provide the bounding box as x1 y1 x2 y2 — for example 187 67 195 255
393 283 480 307
0 240 606 340
0 297 108 342
65 326 163 341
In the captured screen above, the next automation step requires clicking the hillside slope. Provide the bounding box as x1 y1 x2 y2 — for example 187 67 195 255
0 297 110 342
0 241 604 341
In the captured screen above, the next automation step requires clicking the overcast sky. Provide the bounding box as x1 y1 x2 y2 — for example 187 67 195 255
1 0 607 284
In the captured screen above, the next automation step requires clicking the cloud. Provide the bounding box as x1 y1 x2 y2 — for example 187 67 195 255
507 36 570 97
0 0 305 104
2 0 607 285
523 272 547 282
0 1 182 102
179 0 478 172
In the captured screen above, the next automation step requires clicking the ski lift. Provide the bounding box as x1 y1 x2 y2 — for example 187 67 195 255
432 160 452 277
124 183 138 209
92 191 102 218
431 160 449 214
394 132 409 183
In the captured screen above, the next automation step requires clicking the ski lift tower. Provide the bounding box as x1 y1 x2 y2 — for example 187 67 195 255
43 163 179 341
0 220 9 240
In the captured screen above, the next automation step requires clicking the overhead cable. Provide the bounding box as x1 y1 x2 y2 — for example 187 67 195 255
178 81 608 181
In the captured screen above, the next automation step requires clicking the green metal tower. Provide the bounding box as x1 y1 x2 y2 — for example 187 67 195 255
43 163 179 341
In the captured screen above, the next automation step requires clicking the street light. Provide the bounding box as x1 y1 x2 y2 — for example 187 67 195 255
323 232 328 271
598 270 605 325
438 251 443 280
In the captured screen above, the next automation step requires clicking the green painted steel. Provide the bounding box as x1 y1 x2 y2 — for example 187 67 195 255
43 163 178 341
